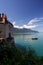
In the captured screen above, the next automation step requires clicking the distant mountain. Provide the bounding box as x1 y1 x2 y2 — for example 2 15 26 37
13 28 38 34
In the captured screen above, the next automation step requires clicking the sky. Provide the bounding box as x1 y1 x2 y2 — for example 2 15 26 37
0 0 43 32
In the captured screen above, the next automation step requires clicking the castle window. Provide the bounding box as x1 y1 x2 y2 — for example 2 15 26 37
0 31 2 33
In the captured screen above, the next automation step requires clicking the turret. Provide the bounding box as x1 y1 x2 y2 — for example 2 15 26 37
0 14 1 20
2 13 7 23
0 14 1 18
2 13 7 19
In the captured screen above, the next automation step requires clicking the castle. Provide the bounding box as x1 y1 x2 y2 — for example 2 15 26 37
0 13 14 41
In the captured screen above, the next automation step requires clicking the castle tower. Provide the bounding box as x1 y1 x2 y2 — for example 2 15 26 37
2 13 7 23
0 14 1 19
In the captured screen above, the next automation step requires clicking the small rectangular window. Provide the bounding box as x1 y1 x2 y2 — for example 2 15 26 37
0 31 2 33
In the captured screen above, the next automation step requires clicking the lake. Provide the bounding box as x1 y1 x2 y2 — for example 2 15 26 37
14 33 43 56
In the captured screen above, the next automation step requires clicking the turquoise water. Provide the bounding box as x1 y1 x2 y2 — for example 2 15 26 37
14 33 43 56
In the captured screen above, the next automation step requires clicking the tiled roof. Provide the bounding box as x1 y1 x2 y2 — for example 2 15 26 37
0 17 13 27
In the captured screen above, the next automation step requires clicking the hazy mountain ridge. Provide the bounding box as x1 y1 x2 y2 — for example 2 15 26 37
13 28 38 34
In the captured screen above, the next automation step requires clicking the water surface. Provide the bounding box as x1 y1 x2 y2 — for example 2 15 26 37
14 33 43 56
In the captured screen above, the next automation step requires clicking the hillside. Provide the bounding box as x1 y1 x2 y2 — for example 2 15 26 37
13 28 38 34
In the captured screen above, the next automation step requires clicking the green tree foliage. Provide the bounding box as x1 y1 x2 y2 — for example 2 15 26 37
0 40 43 65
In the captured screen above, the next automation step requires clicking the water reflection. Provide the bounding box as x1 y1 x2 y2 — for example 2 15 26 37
14 33 38 45
14 33 43 56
